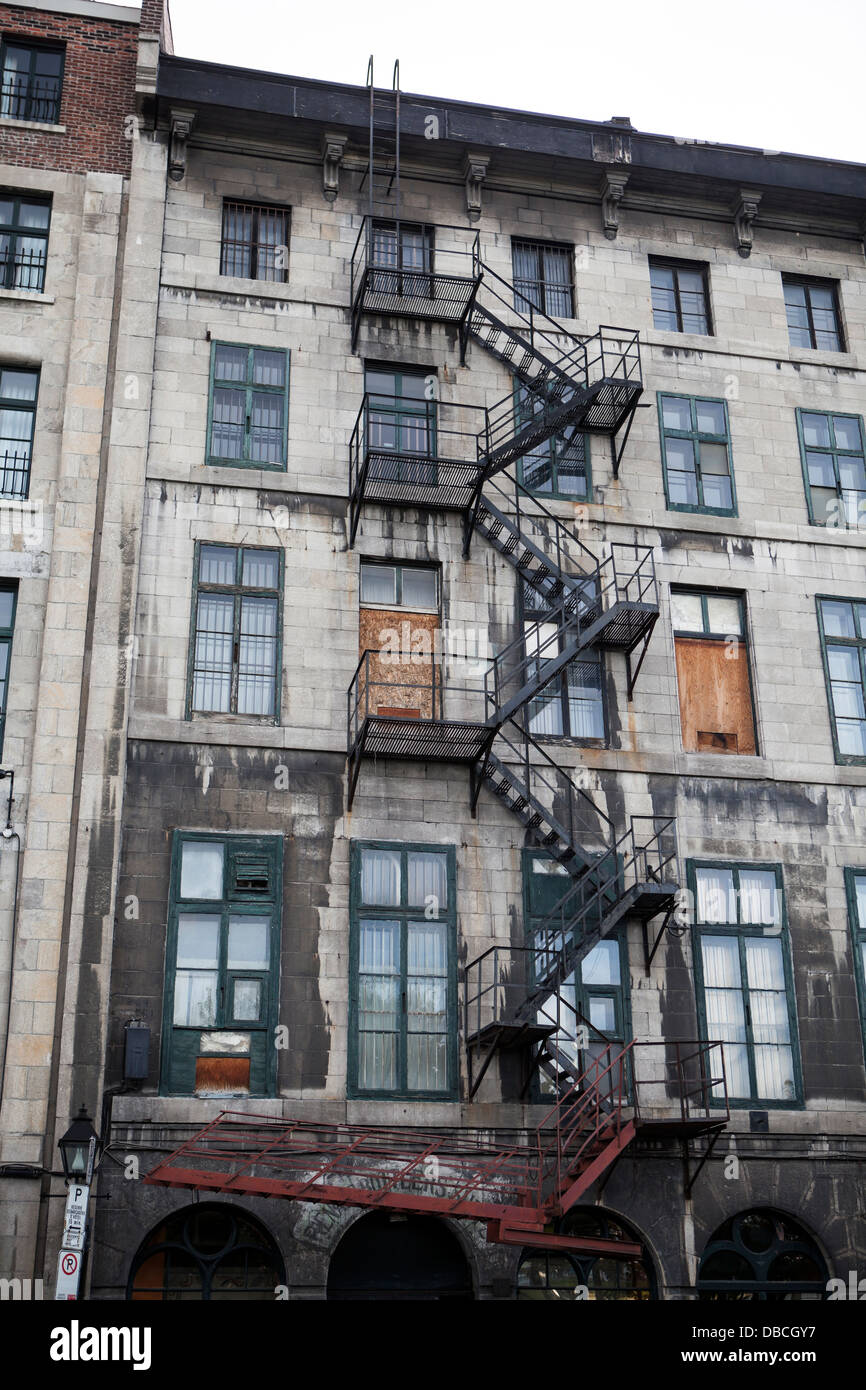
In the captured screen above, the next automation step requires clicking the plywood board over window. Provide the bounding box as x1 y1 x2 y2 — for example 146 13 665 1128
358 562 440 720
675 637 756 754
671 589 756 756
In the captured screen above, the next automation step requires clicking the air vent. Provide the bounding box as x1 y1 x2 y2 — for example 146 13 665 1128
231 853 270 895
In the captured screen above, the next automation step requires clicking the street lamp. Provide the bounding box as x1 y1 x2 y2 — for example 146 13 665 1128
58 1106 100 1185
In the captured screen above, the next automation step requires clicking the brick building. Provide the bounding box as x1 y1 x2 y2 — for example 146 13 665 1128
2 0 866 1300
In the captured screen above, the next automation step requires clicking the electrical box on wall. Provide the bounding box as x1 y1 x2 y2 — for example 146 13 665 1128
124 1020 150 1081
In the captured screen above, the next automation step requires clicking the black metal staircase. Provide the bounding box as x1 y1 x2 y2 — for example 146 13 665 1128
346 107 678 1097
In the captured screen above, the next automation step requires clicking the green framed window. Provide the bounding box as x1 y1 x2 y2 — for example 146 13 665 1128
658 393 735 515
515 381 590 500
521 582 604 741
160 832 282 1097
783 276 843 352
843 869 866 1062
220 201 289 282
796 409 865 528
512 239 573 317
188 543 282 720
349 841 457 1099
0 42 63 124
0 365 37 499
0 193 49 292
0 582 17 757
816 597 866 761
689 861 801 1107
365 364 435 455
207 343 289 469
524 850 629 1097
649 257 711 334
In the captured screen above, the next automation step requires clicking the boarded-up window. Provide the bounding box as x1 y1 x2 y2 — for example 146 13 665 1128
672 590 756 755
359 562 439 720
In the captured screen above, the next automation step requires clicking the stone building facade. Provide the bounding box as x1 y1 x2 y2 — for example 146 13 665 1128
1 0 866 1300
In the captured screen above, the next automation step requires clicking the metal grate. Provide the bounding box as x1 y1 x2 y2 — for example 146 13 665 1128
220 202 289 282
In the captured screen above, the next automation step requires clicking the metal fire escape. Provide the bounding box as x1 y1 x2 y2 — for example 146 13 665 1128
144 68 728 1247
143 1041 728 1252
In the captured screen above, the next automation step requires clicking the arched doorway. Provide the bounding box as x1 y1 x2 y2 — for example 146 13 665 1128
128 1202 284 1300
517 1207 656 1300
698 1208 828 1300
327 1212 473 1300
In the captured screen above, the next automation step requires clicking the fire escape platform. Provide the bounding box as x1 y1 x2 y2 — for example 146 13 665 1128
353 269 482 326
356 714 492 764
355 451 485 512
467 1019 558 1050
588 600 658 653
634 1116 728 1140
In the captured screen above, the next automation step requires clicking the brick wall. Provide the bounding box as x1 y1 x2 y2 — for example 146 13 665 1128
0 4 140 174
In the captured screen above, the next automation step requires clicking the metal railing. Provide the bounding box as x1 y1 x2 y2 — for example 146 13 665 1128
465 942 605 1046
347 648 492 752
0 246 46 293
0 450 31 499
473 259 589 383
530 814 679 959
1 78 61 125
483 723 616 852
629 1040 729 1124
349 391 487 540
351 218 481 319
475 462 600 582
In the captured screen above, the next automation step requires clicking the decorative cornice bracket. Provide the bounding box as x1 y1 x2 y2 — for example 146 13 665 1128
734 188 762 258
463 151 490 222
168 107 195 183
321 131 348 203
600 169 630 240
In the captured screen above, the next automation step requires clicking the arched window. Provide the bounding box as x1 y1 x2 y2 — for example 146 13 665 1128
517 1208 655 1301
698 1209 827 1300
128 1203 284 1301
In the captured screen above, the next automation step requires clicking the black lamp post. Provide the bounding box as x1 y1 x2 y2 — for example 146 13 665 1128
58 1106 100 1184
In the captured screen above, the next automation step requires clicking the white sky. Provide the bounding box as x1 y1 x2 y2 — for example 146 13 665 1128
142 0 866 165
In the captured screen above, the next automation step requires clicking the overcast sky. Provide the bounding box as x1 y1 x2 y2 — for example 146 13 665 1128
145 0 865 165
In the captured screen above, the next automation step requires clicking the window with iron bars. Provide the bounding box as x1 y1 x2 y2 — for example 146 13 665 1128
188 543 282 720
0 194 49 292
511 239 574 318
0 43 63 124
220 202 289 282
0 366 38 499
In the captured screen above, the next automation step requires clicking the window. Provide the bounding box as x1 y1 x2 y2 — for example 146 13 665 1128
524 851 627 1096
698 1209 827 1301
517 1209 654 1300
0 194 49 292
817 597 866 761
797 409 865 528
844 869 866 1060
365 364 434 457
512 239 574 317
522 583 604 741
161 833 282 1096
360 562 438 611
672 589 757 755
783 276 843 352
350 842 457 1098
207 343 289 469
690 861 800 1106
130 1204 285 1301
0 366 37 499
649 258 711 334
658 393 735 514
516 381 590 500
188 544 281 719
0 42 63 124
220 202 289 282
0 583 16 757
369 220 433 294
